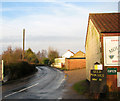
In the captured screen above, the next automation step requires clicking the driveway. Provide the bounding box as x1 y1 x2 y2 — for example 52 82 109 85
62 68 89 99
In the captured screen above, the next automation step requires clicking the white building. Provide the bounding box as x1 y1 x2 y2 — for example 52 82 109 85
62 50 74 58
54 50 74 68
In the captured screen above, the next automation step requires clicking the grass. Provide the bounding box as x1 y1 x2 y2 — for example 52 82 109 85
73 80 120 100
73 80 89 95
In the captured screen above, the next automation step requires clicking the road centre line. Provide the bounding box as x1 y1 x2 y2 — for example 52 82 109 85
5 83 39 98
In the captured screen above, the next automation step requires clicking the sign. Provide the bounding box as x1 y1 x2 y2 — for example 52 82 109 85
90 70 106 93
117 72 120 87
94 64 103 70
107 68 117 75
103 36 120 66
91 70 105 82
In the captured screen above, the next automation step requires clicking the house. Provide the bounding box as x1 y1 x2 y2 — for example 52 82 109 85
62 50 74 58
54 58 65 68
53 50 74 68
65 51 86 70
71 50 86 58
85 13 120 91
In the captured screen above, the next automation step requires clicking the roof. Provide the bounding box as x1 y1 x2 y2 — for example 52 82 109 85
67 50 75 54
62 50 74 58
89 13 120 33
71 51 85 58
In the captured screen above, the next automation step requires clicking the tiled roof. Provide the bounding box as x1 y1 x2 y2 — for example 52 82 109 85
71 51 85 58
89 13 120 33
67 50 75 54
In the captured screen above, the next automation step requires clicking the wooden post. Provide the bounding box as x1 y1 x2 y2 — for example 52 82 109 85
1 60 3 81
22 29 25 60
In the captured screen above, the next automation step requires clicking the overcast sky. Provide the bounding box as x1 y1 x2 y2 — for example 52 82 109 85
0 0 119 55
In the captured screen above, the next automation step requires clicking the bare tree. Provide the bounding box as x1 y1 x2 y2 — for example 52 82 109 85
48 47 59 64
2 46 22 64
36 49 48 64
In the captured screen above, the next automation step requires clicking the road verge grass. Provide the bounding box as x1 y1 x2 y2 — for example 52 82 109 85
73 80 90 95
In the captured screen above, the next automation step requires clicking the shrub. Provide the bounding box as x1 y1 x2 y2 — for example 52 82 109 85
4 61 36 80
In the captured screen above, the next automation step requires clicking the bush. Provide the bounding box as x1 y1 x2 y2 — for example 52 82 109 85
4 61 36 80
42 58 50 65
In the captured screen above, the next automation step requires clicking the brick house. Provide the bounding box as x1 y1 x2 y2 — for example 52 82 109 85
85 13 120 91
65 51 86 70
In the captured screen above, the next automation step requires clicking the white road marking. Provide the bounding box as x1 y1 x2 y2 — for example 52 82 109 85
58 97 62 99
5 83 39 98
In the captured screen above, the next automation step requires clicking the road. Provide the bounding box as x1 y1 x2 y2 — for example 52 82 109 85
2 66 66 100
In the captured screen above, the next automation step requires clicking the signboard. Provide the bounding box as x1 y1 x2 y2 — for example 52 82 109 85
117 72 120 87
91 70 105 82
103 36 120 66
90 70 106 93
107 68 117 75
94 64 103 70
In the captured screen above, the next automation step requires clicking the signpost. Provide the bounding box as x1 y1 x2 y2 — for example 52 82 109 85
90 70 106 93
91 70 105 82
1 60 3 81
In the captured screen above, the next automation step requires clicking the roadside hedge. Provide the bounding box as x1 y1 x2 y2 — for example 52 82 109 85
4 61 37 81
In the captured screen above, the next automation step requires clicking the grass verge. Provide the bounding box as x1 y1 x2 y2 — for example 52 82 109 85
73 80 89 95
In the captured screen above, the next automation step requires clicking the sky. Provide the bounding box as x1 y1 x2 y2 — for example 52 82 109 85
0 0 119 55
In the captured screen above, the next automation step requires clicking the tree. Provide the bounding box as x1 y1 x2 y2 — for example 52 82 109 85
2 46 22 64
36 49 47 64
48 47 59 64
25 48 39 64
42 58 50 65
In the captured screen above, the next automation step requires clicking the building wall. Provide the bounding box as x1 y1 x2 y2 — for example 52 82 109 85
85 19 102 81
101 33 120 91
54 58 65 68
86 20 120 91
65 58 86 70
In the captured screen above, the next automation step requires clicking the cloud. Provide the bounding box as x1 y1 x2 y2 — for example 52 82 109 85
1 2 118 54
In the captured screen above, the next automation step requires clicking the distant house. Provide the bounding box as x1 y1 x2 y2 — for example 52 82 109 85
65 51 86 70
54 58 65 68
71 51 86 58
62 50 74 58
54 50 74 68
85 13 120 91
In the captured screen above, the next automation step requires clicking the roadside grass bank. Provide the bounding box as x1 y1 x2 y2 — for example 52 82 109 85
3 61 37 83
73 80 90 95
73 80 120 100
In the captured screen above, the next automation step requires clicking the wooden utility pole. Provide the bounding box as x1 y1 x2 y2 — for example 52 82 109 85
22 29 25 60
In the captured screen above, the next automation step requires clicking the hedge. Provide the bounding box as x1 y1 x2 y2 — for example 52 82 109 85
4 61 37 81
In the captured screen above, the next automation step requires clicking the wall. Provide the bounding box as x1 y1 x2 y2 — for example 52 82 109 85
101 33 120 92
65 58 86 70
54 58 65 68
85 19 102 81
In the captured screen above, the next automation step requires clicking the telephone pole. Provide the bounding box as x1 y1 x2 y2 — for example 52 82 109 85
22 29 25 60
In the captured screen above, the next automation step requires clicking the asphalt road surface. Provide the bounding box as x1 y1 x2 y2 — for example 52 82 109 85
2 66 65 100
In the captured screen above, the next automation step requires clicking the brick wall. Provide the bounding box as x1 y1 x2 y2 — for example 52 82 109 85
65 58 86 70
101 33 120 92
